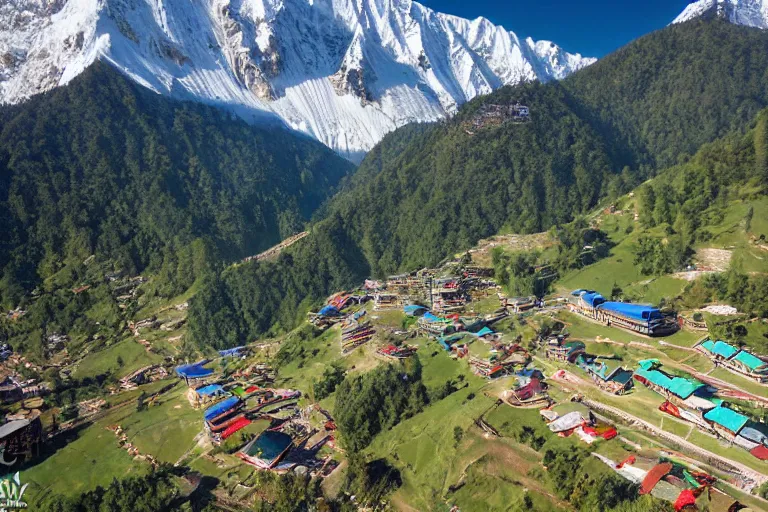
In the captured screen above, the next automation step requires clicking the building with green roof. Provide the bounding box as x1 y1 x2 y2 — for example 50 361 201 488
697 338 768 383
732 350 767 371
666 377 705 400
633 363 712 404
703 406 749 436
712 340 739 359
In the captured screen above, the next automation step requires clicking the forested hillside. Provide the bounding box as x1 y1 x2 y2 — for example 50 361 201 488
563 18 768 169
188 81 619 345
188 19 768 346
188 215 370 349
329 82 617 276
0 63 354 307
326 17 768 277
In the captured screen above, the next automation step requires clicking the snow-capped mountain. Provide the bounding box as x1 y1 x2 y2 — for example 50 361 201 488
0 0 594 160
673 0 768 29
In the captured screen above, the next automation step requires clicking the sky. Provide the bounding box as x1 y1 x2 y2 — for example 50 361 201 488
420 0 696 57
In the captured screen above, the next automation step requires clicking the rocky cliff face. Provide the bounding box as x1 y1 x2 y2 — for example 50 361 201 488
0 0 595 160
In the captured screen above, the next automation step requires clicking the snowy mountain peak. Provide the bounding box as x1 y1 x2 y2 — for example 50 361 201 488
0 0 595 160
673 0 768 29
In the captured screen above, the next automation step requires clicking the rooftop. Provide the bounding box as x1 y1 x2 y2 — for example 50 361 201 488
0 419 30 439
732 350 767 371
703 406 749 434
242 430 293 463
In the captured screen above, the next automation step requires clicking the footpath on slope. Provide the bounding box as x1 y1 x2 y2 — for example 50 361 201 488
237 231 309 266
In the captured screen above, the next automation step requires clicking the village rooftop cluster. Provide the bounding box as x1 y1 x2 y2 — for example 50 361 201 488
300 256 768 509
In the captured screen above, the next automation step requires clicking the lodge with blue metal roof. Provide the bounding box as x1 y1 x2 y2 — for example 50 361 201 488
568 290 679 336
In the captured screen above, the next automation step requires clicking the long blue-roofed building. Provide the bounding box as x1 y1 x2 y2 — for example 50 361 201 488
568 290 678 336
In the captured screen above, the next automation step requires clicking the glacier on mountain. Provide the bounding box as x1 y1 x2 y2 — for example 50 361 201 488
673 0 768 29
0 0 595 160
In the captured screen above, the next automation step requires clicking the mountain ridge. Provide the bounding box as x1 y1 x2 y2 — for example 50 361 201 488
0 0 594 161
674 0 768 28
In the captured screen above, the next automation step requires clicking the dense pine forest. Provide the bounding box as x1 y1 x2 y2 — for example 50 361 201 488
0 63 354 309
562 18 768 169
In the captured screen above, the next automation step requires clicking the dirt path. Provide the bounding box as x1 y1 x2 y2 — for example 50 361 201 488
174 429 209 466
237 231 309 265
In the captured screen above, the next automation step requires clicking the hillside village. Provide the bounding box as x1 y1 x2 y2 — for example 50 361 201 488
0 188 767 511
3 5 768 510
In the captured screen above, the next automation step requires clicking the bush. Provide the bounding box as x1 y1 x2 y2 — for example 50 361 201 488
313 363 346 401
334 358 428 451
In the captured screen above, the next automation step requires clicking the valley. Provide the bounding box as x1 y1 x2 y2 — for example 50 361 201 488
4 178 768 511
1 3 768 511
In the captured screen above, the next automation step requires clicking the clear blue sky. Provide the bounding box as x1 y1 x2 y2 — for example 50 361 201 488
420 0 696 57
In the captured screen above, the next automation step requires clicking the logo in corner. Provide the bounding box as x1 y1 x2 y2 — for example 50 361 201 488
0 472 28 511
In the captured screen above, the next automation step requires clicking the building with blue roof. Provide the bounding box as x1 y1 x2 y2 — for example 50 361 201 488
204 396 241 422
403 305 428 317
192 384 228 406
568 290 678 336
219 346 247 358
176 360 215 383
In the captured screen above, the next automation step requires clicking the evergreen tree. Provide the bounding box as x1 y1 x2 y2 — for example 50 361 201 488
637 185 656 227
756 112 768 181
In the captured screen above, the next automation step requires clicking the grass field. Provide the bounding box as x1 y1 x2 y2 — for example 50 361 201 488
22 419 147 505
18 378 215 506
365 344 501 511
739 320 768 355
274 326 344 397
709 367 768 397
364 339 587 511
704 197 768 273
74 337 164 380
116 385 204 464
106 379 174 407
448 442 562 512
367 387 503 511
